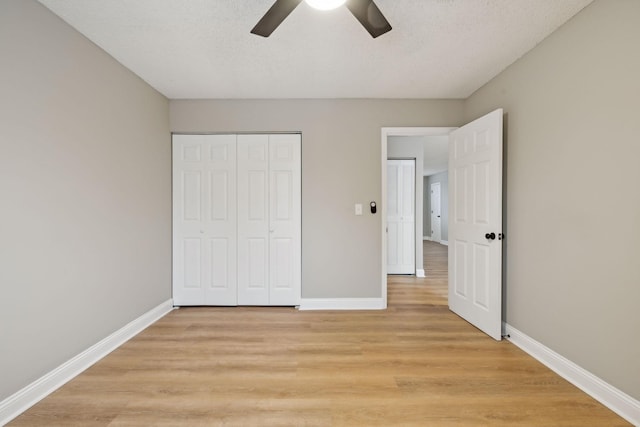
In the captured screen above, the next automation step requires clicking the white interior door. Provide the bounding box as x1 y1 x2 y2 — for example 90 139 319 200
430 182 442 242
173 134 238 306
387 159 415 275
448 109 503 340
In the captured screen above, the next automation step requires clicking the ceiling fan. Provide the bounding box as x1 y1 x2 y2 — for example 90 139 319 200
251 0 392 38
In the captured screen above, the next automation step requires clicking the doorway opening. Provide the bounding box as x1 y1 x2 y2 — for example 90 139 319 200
382 110 504 339
381 127 455 307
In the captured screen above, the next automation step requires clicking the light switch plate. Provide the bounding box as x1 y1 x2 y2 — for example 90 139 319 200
355 203 363 215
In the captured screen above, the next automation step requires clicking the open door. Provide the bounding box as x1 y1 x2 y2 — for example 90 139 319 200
448 109 503 340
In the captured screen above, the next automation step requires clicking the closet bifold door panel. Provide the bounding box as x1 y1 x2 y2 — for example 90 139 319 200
237 134 301 305
237 135 270 305
172 134 238 306
267 134 301 305
172 133 301 306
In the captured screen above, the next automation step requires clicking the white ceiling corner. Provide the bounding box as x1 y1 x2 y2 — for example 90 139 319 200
37 0 594 99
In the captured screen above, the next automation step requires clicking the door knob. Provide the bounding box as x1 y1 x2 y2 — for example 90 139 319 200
485 232 496 240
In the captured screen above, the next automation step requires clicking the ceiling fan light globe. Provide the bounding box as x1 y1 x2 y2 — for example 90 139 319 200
305 0 347 11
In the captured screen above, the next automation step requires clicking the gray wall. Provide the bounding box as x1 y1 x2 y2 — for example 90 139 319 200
0 0 171 401
465 0 640 400
423 171 448 242
387 136 425 273
170 100 464 298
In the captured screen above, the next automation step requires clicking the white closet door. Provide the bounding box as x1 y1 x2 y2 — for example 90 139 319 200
387 159 415 274
237 135 270 305
237 134 301 306
173 133 300 307
268 134 301 305
173 134 237 306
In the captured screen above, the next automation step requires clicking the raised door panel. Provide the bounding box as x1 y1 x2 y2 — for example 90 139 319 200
387 220 400 268
180 237 203 292
400 220 414 268
400 163 415 218
182 171 202 221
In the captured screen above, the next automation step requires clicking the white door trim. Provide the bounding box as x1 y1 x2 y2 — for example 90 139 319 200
381 127 457 307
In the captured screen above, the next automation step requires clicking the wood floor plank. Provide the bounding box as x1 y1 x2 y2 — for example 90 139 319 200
9 241 630 426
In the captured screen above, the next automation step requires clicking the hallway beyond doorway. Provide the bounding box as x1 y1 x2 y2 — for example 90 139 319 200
388 240 448 306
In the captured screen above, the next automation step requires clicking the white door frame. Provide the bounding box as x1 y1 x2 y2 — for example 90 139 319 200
381 127 456 307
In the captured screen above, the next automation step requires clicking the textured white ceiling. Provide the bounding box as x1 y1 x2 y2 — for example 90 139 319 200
38 0 593 99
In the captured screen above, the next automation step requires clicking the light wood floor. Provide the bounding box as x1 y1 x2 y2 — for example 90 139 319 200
11 241 629 426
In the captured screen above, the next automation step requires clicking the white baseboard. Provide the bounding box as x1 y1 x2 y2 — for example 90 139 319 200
416 269 426 278
423 236 431 241
504 323 639 426
440 240 448 246
0 299 174 426
299 298 385 310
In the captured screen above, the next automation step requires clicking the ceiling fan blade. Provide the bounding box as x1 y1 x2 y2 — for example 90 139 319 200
345 0 392 38
251 0 303 37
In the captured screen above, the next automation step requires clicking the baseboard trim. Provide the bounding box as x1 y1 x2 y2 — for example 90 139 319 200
0 299 174 426
423 236 431 241
440 240 449 246
299 298 385 310
416 269 426 278
504 323 639 426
